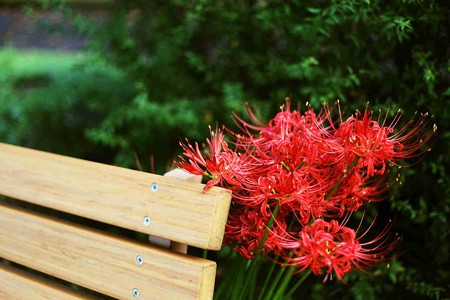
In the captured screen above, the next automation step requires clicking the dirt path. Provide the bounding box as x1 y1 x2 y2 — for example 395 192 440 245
0 7 106 51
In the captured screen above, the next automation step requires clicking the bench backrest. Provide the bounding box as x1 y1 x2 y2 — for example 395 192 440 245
0 143 231 299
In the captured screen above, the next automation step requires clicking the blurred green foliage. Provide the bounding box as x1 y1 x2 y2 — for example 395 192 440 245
1 0 449 298
0 47 134 161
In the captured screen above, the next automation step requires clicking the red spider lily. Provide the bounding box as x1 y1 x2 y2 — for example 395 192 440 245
178 126 244 189
281 219 399 282
334 108 436 176
325 169 392 216
335 111 396 176
178 125 228 176
177 98 435 282
225 207 266 258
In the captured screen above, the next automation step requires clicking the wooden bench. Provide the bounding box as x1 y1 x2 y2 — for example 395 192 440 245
0 142 232 299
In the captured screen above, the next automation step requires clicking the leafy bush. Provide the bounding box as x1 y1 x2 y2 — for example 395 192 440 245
0 48 134 161
84 2 449 296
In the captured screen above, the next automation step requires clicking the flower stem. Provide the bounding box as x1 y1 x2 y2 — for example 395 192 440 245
229 256 250 299
257 255 280 300
285 270 311 299
256 201 281 256
273 266 297 299
238 201 281 299
265 263 289 299
325 156 360 200
214 251 242 299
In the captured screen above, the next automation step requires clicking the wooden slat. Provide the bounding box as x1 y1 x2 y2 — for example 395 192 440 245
148 170 202 253
0 204 216 300
0 142 231 250
0 264 93 300
164 169 203 254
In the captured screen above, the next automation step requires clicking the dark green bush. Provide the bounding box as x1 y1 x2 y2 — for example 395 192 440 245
86 2 449 297
0 49 135 161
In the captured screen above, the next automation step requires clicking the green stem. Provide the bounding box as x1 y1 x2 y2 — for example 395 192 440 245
230 256 250 299
256 201 281 257
214 253 243 299
325 156 360 200
273 266 296 299
258 215 298 299
248 265 258 300
285 270 312 299
257 255 280 300
265 263 288 299
236 256 259 299
237 201 281 299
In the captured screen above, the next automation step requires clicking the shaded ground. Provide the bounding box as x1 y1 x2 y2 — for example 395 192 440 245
0 6 106 51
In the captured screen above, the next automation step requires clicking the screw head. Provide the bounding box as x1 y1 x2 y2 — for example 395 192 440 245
143 216 151 226
151 182 158 192
136 255 143 265
132 288 140 298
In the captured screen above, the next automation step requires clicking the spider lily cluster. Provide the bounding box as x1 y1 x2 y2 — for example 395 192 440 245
178 99 435 282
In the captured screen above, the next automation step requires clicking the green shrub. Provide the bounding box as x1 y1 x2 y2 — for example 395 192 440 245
0 48 135 161
85 1 449 298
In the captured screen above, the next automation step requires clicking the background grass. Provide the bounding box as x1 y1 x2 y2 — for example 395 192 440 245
0 47 135 161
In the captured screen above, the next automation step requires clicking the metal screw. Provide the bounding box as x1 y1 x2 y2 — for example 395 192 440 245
151 182 158 192
132 288 140 298
143 216 151 226
136 255 143 265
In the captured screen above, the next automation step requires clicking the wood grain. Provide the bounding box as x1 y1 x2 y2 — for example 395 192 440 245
0 264 92 300
0 142 231 250
164 168 203 254
0 204 216 300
